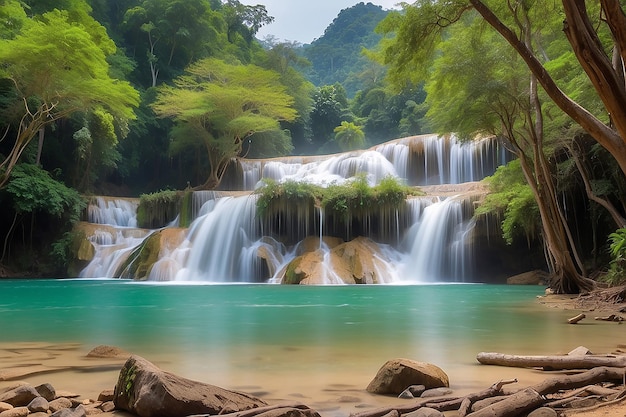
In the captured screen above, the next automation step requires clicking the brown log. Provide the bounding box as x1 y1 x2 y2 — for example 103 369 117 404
530 367 626 395
568 313 586 324
465 387 544 417
349 398 450 417
476 352 626 370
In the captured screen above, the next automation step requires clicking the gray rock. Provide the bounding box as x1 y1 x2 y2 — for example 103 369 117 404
0 385 40 407
49 397 73 413
50 405 87 417
34 383 56 401
527 407 558 417
0 406 29 417
113 355 268 417
366 359 449 395
27 396 49 412
404 407 444 417
399 385 426 398
420 387 453 398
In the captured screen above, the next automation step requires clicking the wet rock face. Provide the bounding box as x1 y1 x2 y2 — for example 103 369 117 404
279 236 395 285
366 358 449 395
113 355 268 417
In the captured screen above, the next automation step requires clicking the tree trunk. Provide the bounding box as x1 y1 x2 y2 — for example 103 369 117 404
465 388 544 417
476 352 626 370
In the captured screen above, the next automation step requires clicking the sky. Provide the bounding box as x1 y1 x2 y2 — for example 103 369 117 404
239 0 401 44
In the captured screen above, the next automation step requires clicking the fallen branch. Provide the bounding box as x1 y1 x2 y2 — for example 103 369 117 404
465 387 544 417
530 367 626 395
476 352 626 370
568 313 586 324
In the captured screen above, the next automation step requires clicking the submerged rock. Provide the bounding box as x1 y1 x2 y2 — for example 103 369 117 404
366 359 449 395
113 355 267 417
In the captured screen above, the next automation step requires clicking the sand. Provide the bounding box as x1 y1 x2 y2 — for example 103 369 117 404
1 288 626 417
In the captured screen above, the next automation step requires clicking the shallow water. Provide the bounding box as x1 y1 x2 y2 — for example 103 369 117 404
1 280 624 416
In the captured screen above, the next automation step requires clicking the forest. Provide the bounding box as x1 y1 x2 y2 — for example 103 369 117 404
0 0 625 294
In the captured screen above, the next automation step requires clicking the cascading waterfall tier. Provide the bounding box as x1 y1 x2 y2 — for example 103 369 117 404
78 135 512 283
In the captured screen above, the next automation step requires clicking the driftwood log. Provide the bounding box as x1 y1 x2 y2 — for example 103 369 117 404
476 352 626 370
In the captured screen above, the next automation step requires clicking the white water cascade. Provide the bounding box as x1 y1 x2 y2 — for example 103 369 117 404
79 135 511 283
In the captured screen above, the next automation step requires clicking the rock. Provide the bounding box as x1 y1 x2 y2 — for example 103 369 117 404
366 359 449 395
568 346 592 356
399 385 426 399
86 345 130 359
113 355 268 417
419 388 453 398
254 407 321 417
0 385 40 407
507 270 549 285
0 407 29 417
34 383 56 401
282 237 395 285
0 403 12 413
296 236 343 255
27 396 49 413
404 407 444 417
527 407 558 417
49 397 73 412
50 405 87 417
99 401 115 412
97 390 114 402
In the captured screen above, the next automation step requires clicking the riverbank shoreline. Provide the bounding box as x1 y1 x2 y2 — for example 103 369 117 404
1 285 626 417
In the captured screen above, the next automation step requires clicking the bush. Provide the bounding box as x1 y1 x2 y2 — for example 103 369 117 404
603 228 626 285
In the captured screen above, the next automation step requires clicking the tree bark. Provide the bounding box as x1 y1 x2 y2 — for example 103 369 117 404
465 388 544 417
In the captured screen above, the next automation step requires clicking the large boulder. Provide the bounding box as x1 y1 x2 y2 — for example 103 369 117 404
113 355 267 417
366 359 449 395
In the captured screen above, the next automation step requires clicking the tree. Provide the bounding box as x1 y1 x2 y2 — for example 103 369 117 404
152 57 297 189
378 2 600 293
310 84 352 150
0 8 139 189
334 121 365 151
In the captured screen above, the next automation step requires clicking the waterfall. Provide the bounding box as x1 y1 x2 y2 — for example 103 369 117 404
401 197 475 282
79 135 511 283
88 197 138 227
174 195 261 282
235 134 511 190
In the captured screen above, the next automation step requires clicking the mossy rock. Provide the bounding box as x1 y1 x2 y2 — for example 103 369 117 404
283 257 306 284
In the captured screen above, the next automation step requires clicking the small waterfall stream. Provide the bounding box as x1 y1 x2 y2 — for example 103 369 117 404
79 135 512 283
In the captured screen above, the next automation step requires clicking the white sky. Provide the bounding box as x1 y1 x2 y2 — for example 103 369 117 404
240 1 401 44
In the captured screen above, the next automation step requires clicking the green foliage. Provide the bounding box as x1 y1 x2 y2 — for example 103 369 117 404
152 57 297 188
137 189 181 228
303 2 389 96
5 164 85 220
475 161 540 245
603 228 626 285
334 121 365 151
255 179 323 218
256 175 415 220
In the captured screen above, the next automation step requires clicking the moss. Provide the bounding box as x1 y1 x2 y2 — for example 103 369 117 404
116 231 162 280
283 257 305 284
178 191 194 228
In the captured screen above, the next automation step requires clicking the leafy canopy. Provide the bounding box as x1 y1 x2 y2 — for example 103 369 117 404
152 57 297 188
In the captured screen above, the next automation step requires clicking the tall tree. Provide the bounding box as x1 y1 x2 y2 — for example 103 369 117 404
152 58 297 189
0 8 139 189
378 1 602 293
